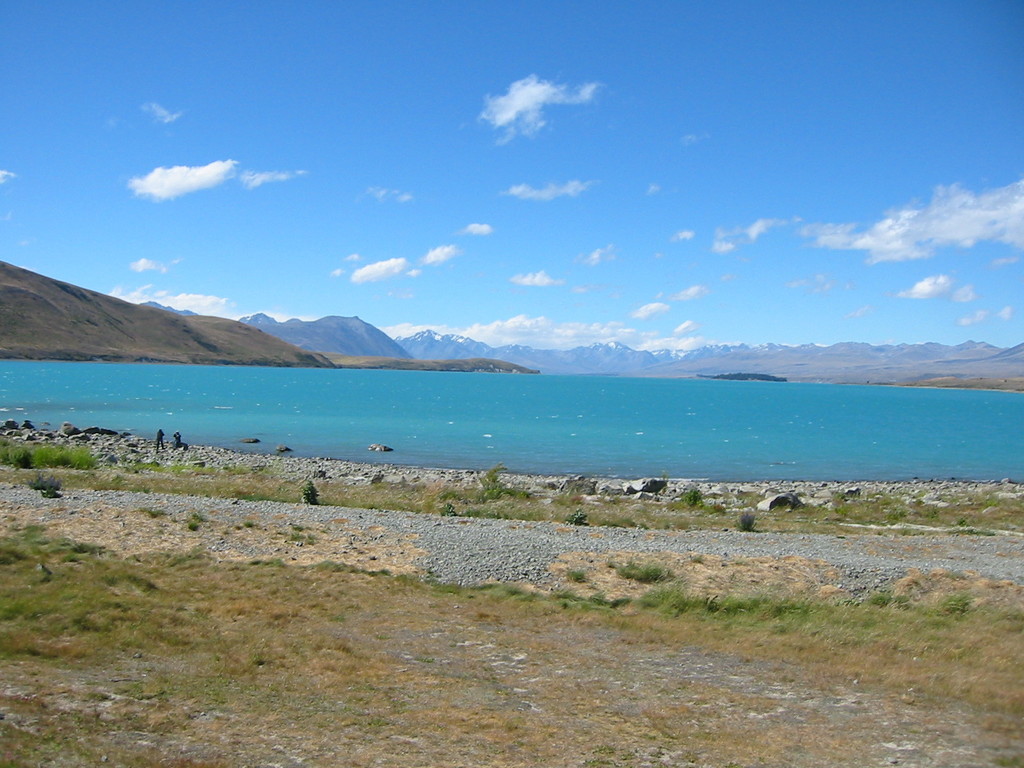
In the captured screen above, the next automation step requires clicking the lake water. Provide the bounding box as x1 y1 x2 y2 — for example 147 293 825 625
0 361 1020 481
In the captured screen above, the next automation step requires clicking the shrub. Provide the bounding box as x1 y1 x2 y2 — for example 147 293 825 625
566 509 589 526
681 487 703 507
186 512 205 531
616 560 674 584
566 569 587 583
27 473 62 498
0 442 33 469
301 480 319 505
479 463 528 501
738 511 757 532
440 503 458 517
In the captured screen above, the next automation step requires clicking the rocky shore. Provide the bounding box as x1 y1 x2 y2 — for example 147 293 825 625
3 419 1024 604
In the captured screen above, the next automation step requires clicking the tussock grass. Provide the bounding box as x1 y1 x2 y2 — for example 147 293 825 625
0 438 97 470
0 525 1021 765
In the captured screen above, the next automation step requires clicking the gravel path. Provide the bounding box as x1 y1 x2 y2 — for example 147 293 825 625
5 484 1023 596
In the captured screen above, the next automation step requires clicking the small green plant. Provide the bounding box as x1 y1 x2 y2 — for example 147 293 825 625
940 592 973 616
440 502 458 517
681 487 703 507
186 512 205 531
615 560 674 584
301 479 320 505
737 511 757 532
479 463 528 501
566 509 589 526
27 473 62 498
566 569 587 583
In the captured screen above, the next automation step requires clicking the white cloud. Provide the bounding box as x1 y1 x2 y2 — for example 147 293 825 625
992 256 1020 267
673 320 700 335
670 284 709 301
631 302 670 320
646 183 661 196
504 180 595 201
345 253 362 261
896 274 954 299
786 274 836 294
681 133 708 146
997 306 1014 320
480 74 599 142
713 217 790 253
845 305 874 319
0 170 16 184
422 244 461 266
240 169 308 189
128 159 238 201
510 270 564 287
952 284 978 302
364 186 413 203
956 310 989 326
329 268 345 278
350 257 410 284
671 230 695 242
803 179 1024 263
578 244 616 266
129 258 169 274
459 223 493 236
142 102 183 124
109 285 234 316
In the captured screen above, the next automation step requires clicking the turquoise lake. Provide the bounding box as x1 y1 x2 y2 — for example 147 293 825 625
0 361 1020 481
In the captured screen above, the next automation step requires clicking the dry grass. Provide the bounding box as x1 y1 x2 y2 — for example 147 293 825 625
1 523 1023 766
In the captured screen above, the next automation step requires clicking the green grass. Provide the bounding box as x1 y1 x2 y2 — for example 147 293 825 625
0 438 97 470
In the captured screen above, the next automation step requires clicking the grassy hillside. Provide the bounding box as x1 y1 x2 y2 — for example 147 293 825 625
0 261 332 367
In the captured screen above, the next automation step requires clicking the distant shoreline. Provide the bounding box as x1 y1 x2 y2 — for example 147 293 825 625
891 377 1024 393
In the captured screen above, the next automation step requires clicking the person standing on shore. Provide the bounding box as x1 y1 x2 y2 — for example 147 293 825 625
173 431 183 449
155 429 165 451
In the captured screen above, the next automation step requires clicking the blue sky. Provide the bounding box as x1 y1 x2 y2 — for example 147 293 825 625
3 1 1023 351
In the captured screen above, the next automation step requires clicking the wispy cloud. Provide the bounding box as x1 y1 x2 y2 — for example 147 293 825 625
957 310 989 326
631 302 670 320
364 186 413 203
712 217 791 254
992 256 1020 268
240 169 308 189
786 274 836 294
577 244 616 266
510 270 564 287
422 244 461 265
803 179 1024 263
504 180 595 201
480 74 599 142
128 160 238 201
681 133 708 146
646 183 661 196
109 285 234 316
459 223 493 236
0 170 15 184
998 306 1014 321
142 102 183 124
670 284 709 301
129 258 169 274
845 305 874 319
350 257 411 284
671 230 695 242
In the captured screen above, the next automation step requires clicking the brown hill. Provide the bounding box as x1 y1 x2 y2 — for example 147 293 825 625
0 261 332 367
322 353 539 373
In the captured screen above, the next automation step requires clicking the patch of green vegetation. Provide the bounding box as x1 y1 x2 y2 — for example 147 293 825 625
615 560 674 584
0 438 97 470
478 463 529 501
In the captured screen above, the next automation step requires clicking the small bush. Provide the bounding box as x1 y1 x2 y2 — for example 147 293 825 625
566 569 587 583
566 509 589 526
440 502 458 517
301 480 319 505
27 473 62 498
940 593 973 616
738 511 757 532
479 463 529 501
616 560 674 584
681 487 703 507
186 512 205 531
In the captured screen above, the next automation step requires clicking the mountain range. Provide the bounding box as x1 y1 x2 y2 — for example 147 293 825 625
2 260 1020 381
395 330 1024 382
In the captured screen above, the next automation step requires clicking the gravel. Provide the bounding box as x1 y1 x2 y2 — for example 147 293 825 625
5 483 1023 597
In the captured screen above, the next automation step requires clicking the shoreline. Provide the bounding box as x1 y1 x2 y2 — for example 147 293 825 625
2 418 1019 499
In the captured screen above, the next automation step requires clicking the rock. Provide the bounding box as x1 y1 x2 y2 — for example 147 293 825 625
757 492 803 512
2 419 17 429
561 476 597 495
276 445 292 453
82 426 118 436
368 443 393 452
59 422 80 436
239 437 261 443
623 478 668 495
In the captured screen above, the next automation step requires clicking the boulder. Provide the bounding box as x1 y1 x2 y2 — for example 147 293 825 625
623 478 668 495
561 476 597 495
59 422 80 436
82 426 118 436
368 443 393 452
756 492 803 512
240 437 261 444
276 445 292 453
2 419 17 429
